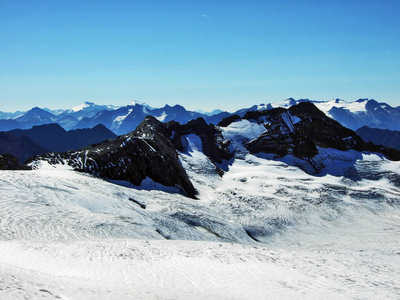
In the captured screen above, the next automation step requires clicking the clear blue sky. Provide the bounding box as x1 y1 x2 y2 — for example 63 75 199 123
1 0 399 112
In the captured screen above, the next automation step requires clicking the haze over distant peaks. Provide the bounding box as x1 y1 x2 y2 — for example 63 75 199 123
0 98 399 135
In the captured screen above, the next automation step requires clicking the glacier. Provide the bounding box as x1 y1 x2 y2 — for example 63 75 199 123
1 130 400 299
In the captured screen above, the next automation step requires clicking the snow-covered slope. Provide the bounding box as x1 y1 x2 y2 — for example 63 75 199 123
1 102 400 298
1 127 400 298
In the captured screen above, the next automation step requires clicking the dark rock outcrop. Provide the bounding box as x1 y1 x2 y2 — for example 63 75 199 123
0 153 31 170
29 116 197 198
220 102 400 162
166 117 233 167
217 114 241 127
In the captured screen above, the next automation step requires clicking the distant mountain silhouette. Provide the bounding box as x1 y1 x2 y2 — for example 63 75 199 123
0 132 49 163
0 119 22 131
9 123 117 153
13 107 57 129
356 126 400 151
1 99 399 135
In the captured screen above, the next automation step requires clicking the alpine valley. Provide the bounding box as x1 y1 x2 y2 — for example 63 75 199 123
1 98 400 299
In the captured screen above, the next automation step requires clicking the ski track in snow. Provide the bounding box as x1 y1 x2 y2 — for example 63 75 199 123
1 135 400 299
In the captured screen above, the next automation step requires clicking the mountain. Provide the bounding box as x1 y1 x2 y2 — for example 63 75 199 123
219 102 399 178
356 126 400 151
13 107 58 129
9 123 117 153
29 116 198 198
316 99 400 131
1 102 400 298
0 119 22 131
26 103 400 198
65 101 120 120
72 103 228 135
0 102 120 132
0 110 26 119
2 98 399 135
111 104 155 134
267 98 400 131
0 131 49 163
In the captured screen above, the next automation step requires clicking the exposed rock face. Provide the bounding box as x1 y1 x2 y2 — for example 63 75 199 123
219 102 400 175
166 117 233 169
20 103 400 195
0 153 31 170
242 102 399 160
217 114 241 128
244 107 319 159
29 116 197 198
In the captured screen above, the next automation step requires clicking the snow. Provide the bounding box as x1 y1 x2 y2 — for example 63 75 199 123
71 102 92 112
314 99 368 114
113 109 133 127
128 100 153 109
1 136 400 298
269 98 298 108
222 119 266 154
155 111 167 122
268 98 368 115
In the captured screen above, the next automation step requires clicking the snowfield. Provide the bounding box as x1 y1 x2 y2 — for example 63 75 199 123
1 135 400 299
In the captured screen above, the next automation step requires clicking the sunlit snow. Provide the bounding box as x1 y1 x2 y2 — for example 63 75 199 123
1 135 400 299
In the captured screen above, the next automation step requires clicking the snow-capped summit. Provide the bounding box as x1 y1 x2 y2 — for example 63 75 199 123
1 98 399 134
71 101 94 112
128 100 151 108
70 101 119 113
71 102 86 112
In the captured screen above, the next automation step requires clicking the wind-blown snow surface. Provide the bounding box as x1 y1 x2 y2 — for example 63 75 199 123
1 137 400 299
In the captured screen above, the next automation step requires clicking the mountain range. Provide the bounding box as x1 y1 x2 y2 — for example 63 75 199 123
1 98 398 135
0 123 116 162
1 101 400 298
20 102 399 197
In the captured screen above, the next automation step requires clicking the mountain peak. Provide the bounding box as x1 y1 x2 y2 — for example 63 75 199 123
71 102 96 112
128 100 152 109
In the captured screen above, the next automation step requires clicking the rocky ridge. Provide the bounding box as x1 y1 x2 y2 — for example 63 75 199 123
6 102 400 198
219 102 400 175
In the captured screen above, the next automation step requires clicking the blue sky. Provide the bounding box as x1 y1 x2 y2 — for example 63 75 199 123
1 0 399 112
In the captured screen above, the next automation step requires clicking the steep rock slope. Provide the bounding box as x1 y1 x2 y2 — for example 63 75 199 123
29 116 197 198
219 102 400 176
0 153 31 170
267 98 400 131
166 117 233 173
